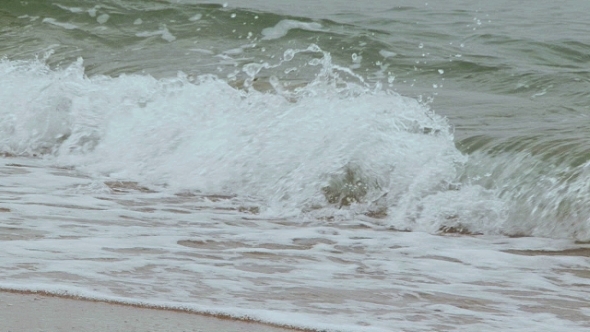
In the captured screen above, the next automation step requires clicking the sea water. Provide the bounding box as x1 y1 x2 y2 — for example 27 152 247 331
1 1 590 331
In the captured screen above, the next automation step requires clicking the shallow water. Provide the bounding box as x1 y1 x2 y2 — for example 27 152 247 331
1 159 590 331
1 0 590 331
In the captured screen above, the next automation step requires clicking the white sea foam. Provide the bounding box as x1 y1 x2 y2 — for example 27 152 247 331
1 49 589 332
97 14 110 24
136 26 177 42
379 50 397 58
261 20 323 40
42 18 78 30
0 160 588 332
54 4 86 14
0 47 496 233
189 13 203 21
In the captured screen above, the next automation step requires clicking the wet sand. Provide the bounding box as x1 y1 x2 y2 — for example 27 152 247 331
0 291 299 332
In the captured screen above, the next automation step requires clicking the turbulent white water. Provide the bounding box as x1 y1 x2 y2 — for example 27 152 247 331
2 1 590 329
1 48 590 332
0 47 502 234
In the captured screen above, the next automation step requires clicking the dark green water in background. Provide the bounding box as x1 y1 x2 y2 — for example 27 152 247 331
2 0 590 238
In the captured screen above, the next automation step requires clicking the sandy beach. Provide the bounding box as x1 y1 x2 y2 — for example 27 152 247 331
0 291 298 332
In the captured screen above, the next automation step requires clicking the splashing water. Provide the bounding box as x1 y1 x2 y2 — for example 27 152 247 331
0 45 508 235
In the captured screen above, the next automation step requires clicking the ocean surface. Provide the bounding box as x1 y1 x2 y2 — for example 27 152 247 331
1 0 590 331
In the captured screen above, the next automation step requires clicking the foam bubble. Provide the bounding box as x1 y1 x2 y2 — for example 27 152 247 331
136 26 176 42
261 20 323 40
189 14 202 21
379 50 397 58
97 14 110 24
54 4 85 13
42 18 78 30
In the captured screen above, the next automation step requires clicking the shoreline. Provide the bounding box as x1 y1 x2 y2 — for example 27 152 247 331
0 290 301 332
